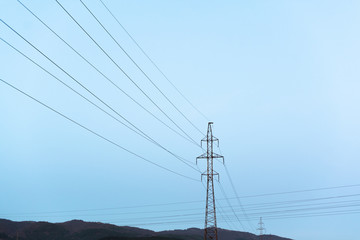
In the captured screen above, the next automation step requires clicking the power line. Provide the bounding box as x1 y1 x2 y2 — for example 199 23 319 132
113 219 204 227
100 202 360 222
0 78 199 182
243 202 360 217
16 0 196 148
216 199 237 231
1 186 358 217
4 197 360 220
54 0 200 147
120 203 360 224
224 163 256 231
104 209 360 227
258 209 360 221
236 183 360 199
218 208 360 221
217 181 246 231
215 133 254 231
2 190 360 226
80 0 205 137
223 196 360 214
0 37 137 142
2 184 358 222
98 0 209 122
0 20 199 173
101 206 360 227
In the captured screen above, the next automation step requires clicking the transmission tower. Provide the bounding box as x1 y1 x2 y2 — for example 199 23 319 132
197 122 224 240
257 217 266 240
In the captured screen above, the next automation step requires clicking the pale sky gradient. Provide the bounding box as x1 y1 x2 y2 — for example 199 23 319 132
1 1 360 240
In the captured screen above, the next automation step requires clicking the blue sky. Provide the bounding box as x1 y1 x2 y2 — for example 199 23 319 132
1 1 360 240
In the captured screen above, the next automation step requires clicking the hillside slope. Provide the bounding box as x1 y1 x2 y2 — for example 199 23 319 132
0 219 292 240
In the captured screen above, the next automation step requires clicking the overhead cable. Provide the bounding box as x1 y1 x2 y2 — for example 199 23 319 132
0 20 199 172
55 0 200 147
16 0 196 147
0 78 199 182
80 0 205 137
99 0 209 122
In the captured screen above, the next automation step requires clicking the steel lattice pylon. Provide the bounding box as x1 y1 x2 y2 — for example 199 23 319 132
197 122 224 240
257 217 266 240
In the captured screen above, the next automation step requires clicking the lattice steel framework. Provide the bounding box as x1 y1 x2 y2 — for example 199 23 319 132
257 217 266 240
197 122 224 240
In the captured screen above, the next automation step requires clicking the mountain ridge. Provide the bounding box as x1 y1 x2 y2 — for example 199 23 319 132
0 219 292 240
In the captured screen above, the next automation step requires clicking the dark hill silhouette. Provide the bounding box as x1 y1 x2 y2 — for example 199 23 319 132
0 219 292 240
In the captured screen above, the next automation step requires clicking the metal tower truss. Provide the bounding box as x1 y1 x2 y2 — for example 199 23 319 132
257 217 266 240
197 122 224 240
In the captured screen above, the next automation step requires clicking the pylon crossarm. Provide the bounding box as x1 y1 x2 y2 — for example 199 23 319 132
196 155 207 165
197 153 208 159
201 136 219 142
196 154 223 163
212 153 224 162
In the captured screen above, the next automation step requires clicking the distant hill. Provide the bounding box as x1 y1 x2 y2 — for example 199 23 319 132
0 219 292 240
